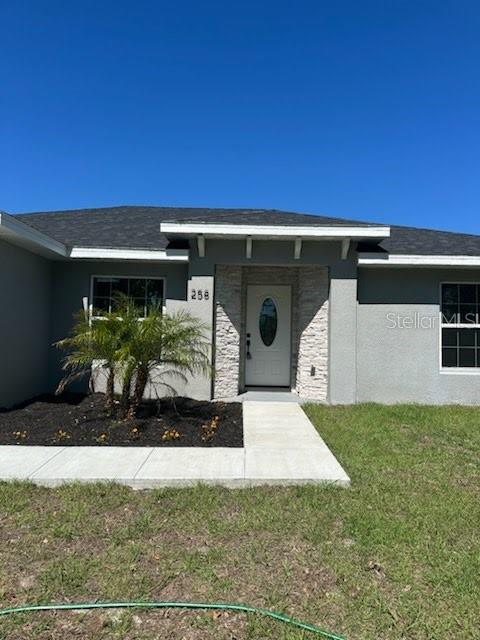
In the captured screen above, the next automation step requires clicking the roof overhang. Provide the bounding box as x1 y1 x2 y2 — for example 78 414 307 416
0 212 189 262
0 211 67 258
160 222 391 239
67 247 189 262
358 253 480 267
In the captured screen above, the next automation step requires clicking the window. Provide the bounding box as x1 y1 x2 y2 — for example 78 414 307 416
259 297 278 346
91 276 164 318
441 283 480 368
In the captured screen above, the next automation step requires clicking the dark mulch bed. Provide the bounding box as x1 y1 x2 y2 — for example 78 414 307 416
0 393 243 447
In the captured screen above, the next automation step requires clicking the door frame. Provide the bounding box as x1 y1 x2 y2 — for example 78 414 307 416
243 284 293 389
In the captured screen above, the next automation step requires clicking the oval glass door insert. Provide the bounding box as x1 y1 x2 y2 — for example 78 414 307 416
259 298 278 346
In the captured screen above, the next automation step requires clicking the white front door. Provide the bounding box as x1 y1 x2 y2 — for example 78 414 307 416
245 285 292 387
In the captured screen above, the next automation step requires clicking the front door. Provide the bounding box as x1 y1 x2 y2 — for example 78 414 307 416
245 285 292 387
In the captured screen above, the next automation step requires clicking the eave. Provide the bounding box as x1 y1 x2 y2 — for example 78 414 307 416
0 213 189 262
358 253 480 267
160 222 391 239
0 211 67 258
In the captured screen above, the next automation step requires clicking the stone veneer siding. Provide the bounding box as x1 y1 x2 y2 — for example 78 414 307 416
214 265 329 400
296 266 329 398
214 265 243 398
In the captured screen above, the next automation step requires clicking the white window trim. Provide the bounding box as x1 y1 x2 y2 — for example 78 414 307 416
89 274 167 320
439 281 480 375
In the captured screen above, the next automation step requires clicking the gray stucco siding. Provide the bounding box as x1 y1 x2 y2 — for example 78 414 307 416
0 239 52 407
357 268 480 404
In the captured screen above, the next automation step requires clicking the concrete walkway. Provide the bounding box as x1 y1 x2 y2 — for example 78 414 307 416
0 402 349 488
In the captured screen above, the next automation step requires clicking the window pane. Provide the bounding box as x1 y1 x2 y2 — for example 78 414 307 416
259 298 278 347
132 298 146 316
92 297 110 313
442 348 457 367
129 278 146 298
442 284 459 307
442 305 459 324
459 329 476 347
93 277 112 297
146 279 164 307
110 296 125 312
459 284 477 303
459 348 476 368
442 329 458 347
459 304 478 324
111 278 129 296
92 277 165 317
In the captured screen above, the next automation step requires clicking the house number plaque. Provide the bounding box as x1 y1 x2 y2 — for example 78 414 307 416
190 289 210 301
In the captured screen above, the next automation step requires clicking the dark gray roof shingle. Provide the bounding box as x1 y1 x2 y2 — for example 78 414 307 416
14 206 379 251
12 205 480 256
380 225 480 256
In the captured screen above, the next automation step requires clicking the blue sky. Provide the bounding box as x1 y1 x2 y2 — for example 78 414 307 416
1 1 479 233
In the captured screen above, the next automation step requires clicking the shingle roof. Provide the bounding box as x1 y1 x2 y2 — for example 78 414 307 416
380 225 480 256
12 205 480 256
14 206 380 251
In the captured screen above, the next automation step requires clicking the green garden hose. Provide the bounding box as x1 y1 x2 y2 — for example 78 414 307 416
0 599 346 639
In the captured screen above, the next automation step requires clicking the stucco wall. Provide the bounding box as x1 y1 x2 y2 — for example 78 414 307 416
0 239 52 407
357 267 480 404
329 260 358 404
3 235 480 408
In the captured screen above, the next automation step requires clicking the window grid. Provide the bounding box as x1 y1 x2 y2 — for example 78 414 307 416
441 283 480 369
91 276 164 318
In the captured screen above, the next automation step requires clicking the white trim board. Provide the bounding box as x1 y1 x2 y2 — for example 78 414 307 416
68 247 189 262
160 222 391 239
359 254 480 267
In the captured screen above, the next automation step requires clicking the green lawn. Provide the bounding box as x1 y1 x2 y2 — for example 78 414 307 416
0 404 478 639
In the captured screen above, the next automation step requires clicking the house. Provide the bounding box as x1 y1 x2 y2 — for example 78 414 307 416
1 205 480 408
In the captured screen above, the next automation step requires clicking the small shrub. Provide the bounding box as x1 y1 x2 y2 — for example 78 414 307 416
201 415 220 442
55 429 71 441
161 428 182 441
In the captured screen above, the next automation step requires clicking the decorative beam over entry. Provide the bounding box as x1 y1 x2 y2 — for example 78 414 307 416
246 236 252 259
294 237 302 260
341 238 351 260
197 235 205 258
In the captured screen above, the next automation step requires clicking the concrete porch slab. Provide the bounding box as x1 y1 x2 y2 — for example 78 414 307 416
233 390 304 403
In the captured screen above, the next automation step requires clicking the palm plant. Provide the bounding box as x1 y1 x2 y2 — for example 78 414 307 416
55 295 210 418
54 308 125 414
119 305 211 417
